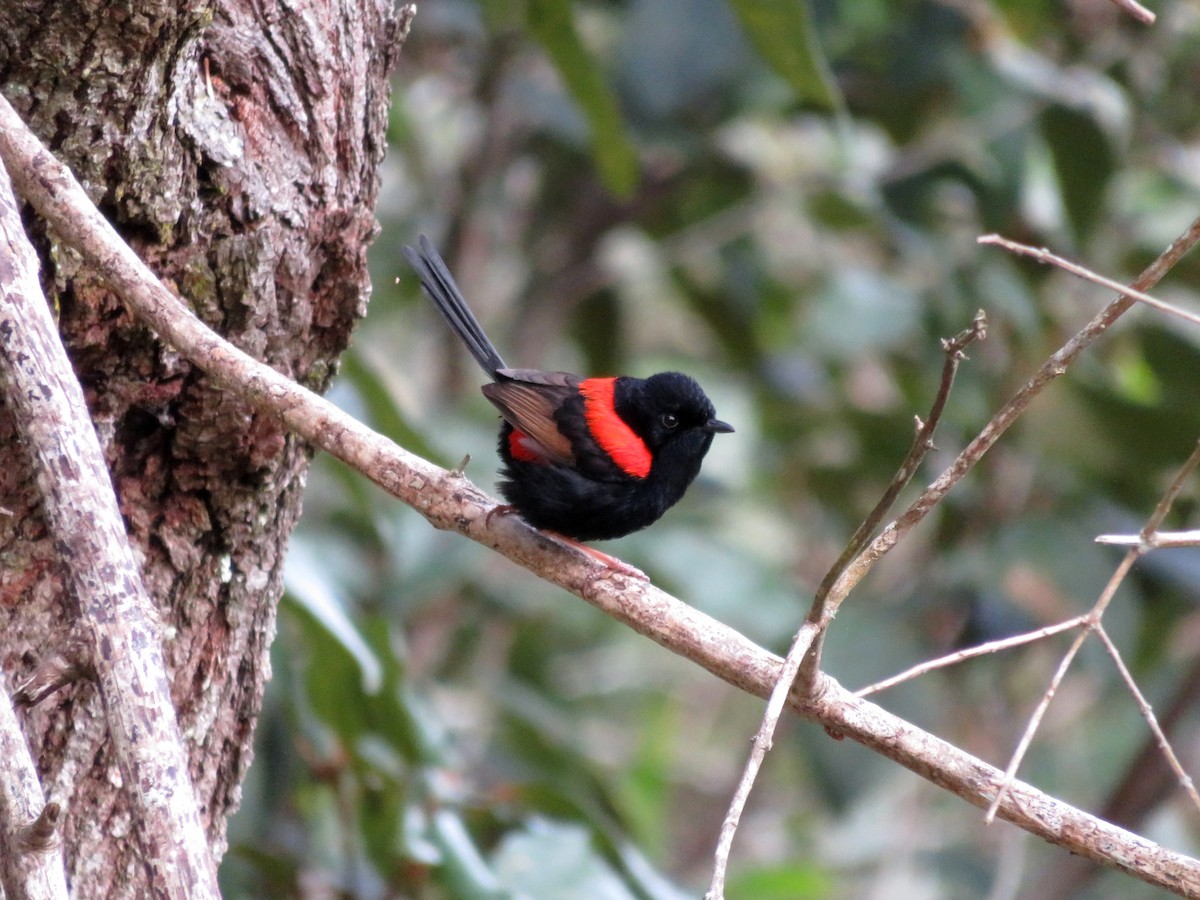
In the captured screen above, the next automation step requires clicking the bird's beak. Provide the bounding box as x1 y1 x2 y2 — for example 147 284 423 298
704 418 734 434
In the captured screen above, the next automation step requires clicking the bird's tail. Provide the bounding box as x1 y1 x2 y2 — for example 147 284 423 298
403 234 507 378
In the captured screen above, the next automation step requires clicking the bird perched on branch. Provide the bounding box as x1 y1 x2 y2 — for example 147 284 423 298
404 235 732 569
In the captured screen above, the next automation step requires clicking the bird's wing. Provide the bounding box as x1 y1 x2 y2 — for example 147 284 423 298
483 369 579 466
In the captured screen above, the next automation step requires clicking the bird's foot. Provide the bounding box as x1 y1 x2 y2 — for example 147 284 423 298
485 503 518 528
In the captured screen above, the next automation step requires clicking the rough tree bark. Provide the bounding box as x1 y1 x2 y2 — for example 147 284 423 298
0 0 404 893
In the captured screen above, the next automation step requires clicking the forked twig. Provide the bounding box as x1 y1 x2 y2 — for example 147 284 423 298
808 312 989 638
709 218 1200 894
806 217 1200 635
987 440 1200 821
705 315 987 900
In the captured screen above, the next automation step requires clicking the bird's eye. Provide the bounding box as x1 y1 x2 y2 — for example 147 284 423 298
660 413 679 429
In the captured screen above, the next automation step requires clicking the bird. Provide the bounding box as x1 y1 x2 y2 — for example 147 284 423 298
403 234 732 568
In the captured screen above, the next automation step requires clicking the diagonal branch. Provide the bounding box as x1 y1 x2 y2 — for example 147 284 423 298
987 439 1200 822
705 312 987 899
809 215 1200 637
1094 624 1200 814
2 93 1199 896
978 235 1200 329
0 160 219 898
802 311 988 676
1105 0 1155 25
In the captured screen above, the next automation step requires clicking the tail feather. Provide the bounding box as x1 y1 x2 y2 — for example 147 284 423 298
403 235 507 378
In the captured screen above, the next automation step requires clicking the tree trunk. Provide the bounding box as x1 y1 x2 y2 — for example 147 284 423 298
0 1 404 893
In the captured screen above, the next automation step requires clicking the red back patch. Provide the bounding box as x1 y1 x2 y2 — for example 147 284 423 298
579 378 652 479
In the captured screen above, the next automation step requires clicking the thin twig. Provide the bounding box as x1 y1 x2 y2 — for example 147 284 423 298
978 235 1200 330
1094 624 1200 815
987 440 1200 821
810 217 1200 629
798 313 988 685
984 560 1131 823
1140 440 1200 539
706 314 986 899
1106 0 1156 25
1096 530 1200 548
808 312 989 634
854 615 1089 698
704 623 820 900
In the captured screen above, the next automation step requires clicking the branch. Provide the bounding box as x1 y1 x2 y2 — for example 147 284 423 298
803 312 989 669
0 158 220 898
809 215 1200 625
1105 0 1156 25
0 675 68 900
1096 529 1200 549
805 674 1198 895
979 235 1200 329
1094 624 1200 814
2 93 1199 894
987 439 1200 821
707 313 987 899
854 615 1089 698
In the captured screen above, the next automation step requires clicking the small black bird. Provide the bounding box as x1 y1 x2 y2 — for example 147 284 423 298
404 235 732 554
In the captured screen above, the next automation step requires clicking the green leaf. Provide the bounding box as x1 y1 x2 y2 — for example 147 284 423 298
728 0 840 110
527 0 639 197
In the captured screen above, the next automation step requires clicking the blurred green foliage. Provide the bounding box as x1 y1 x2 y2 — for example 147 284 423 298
222 0 1200 897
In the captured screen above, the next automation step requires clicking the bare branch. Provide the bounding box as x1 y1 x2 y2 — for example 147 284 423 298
1106 0 1156 24
814 215 1200 623
988 440 1200 821
854 615 1089 698
986 619 1096 824
706 313 987 899
2 93 1199 895
1096 530 1200 548
711 225 1200 890
704 622 820 900
808 311 989 633
0 674 68 900
979 234 1200 329
0 157 219 897
1094 625 1200 815
805 674 1199 895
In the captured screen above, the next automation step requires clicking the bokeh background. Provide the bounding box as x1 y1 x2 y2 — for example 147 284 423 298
220 0 1200 897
